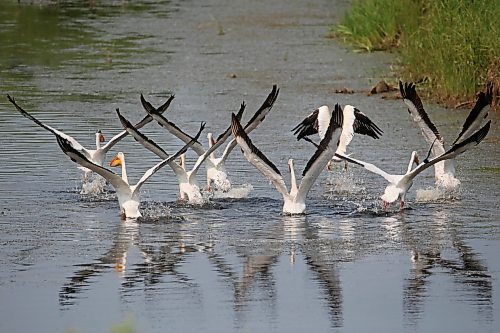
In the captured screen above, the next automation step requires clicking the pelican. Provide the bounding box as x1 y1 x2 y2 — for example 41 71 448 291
140 85 279 192
116 107 242 204
336 120 491 209
205 132 231 191
230 107 343 215
292 104 383 169
56 123 204 219
399 81 492 189
7 94 173 180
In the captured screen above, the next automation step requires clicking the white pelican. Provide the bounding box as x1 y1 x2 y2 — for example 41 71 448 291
56 123 204 219
292 104 383 169
230 108 342 215
336 120 491 209
399 81 492 189
140 85 279 192
7 94 173 180
116 108 240 204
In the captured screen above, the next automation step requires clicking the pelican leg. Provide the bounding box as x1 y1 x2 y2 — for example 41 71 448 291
327 160 333 171
344 160 348 171
383 200 389 210
400 201 405 210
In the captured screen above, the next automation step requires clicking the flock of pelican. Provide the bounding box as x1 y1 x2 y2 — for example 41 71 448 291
7 82 492 218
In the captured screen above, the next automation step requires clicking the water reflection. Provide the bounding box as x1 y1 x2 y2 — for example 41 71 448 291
57 204 494 330
402 211 492 327
59 218 198 307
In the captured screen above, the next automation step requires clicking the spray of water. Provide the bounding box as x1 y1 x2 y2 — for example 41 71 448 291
416 186 461 202
139 201 184 222
80 174 107 195
211 183 254 199
325 169 367 197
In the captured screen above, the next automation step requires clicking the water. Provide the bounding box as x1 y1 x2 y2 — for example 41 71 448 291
0 1 499 332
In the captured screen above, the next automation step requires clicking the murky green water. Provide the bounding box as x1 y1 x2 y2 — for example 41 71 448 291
0 1 499 332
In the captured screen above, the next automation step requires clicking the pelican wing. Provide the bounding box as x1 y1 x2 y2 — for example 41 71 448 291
452 85 492 145
56 136 129 193
399 81 446 157
231 113 288 197
8 95 93 160
133 122 206 194
214 101 246 143
141 96 206 156
243 84 279 132
140 93 175 116
220 85 280 161
335 153 398 183
213 102 246 164
352 108 383 139
116 109 187 176
101 94 175 152
291 109 319 140
191 116 237 175
296 110 342 201
409 120 491 180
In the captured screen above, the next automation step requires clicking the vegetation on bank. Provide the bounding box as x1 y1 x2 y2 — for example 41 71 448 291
332 0 499 109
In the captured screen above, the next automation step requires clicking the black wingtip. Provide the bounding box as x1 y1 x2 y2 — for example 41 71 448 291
230 112 242 137
56 135 73 154
116 108 134 131
447 120 491 156
192 121 206 142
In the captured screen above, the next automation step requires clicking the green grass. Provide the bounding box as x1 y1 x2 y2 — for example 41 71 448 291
332 0 500 105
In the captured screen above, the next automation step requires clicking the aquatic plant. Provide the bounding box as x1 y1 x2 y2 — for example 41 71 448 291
332 0 499 108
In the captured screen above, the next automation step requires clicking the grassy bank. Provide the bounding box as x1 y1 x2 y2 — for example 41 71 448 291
332 0 499 108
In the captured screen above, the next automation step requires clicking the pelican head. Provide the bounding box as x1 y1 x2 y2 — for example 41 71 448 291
110 152 124 167
407 151 419 173
96 130 105 143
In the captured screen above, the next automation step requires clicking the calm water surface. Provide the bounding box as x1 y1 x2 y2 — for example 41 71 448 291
0 1 499 332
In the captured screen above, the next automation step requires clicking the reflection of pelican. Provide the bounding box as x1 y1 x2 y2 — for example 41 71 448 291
399 81 492 189
60 219 141 306
402 211 492 326
56 123 204 218
203 214 344 329
7 94 172 181
140 85 279 192
59 219 201 307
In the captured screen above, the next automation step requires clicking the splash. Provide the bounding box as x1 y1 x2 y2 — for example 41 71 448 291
139 201 185 222
325 169 366 197
80 175 107 196
416 186 461 202
211 183 254 199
